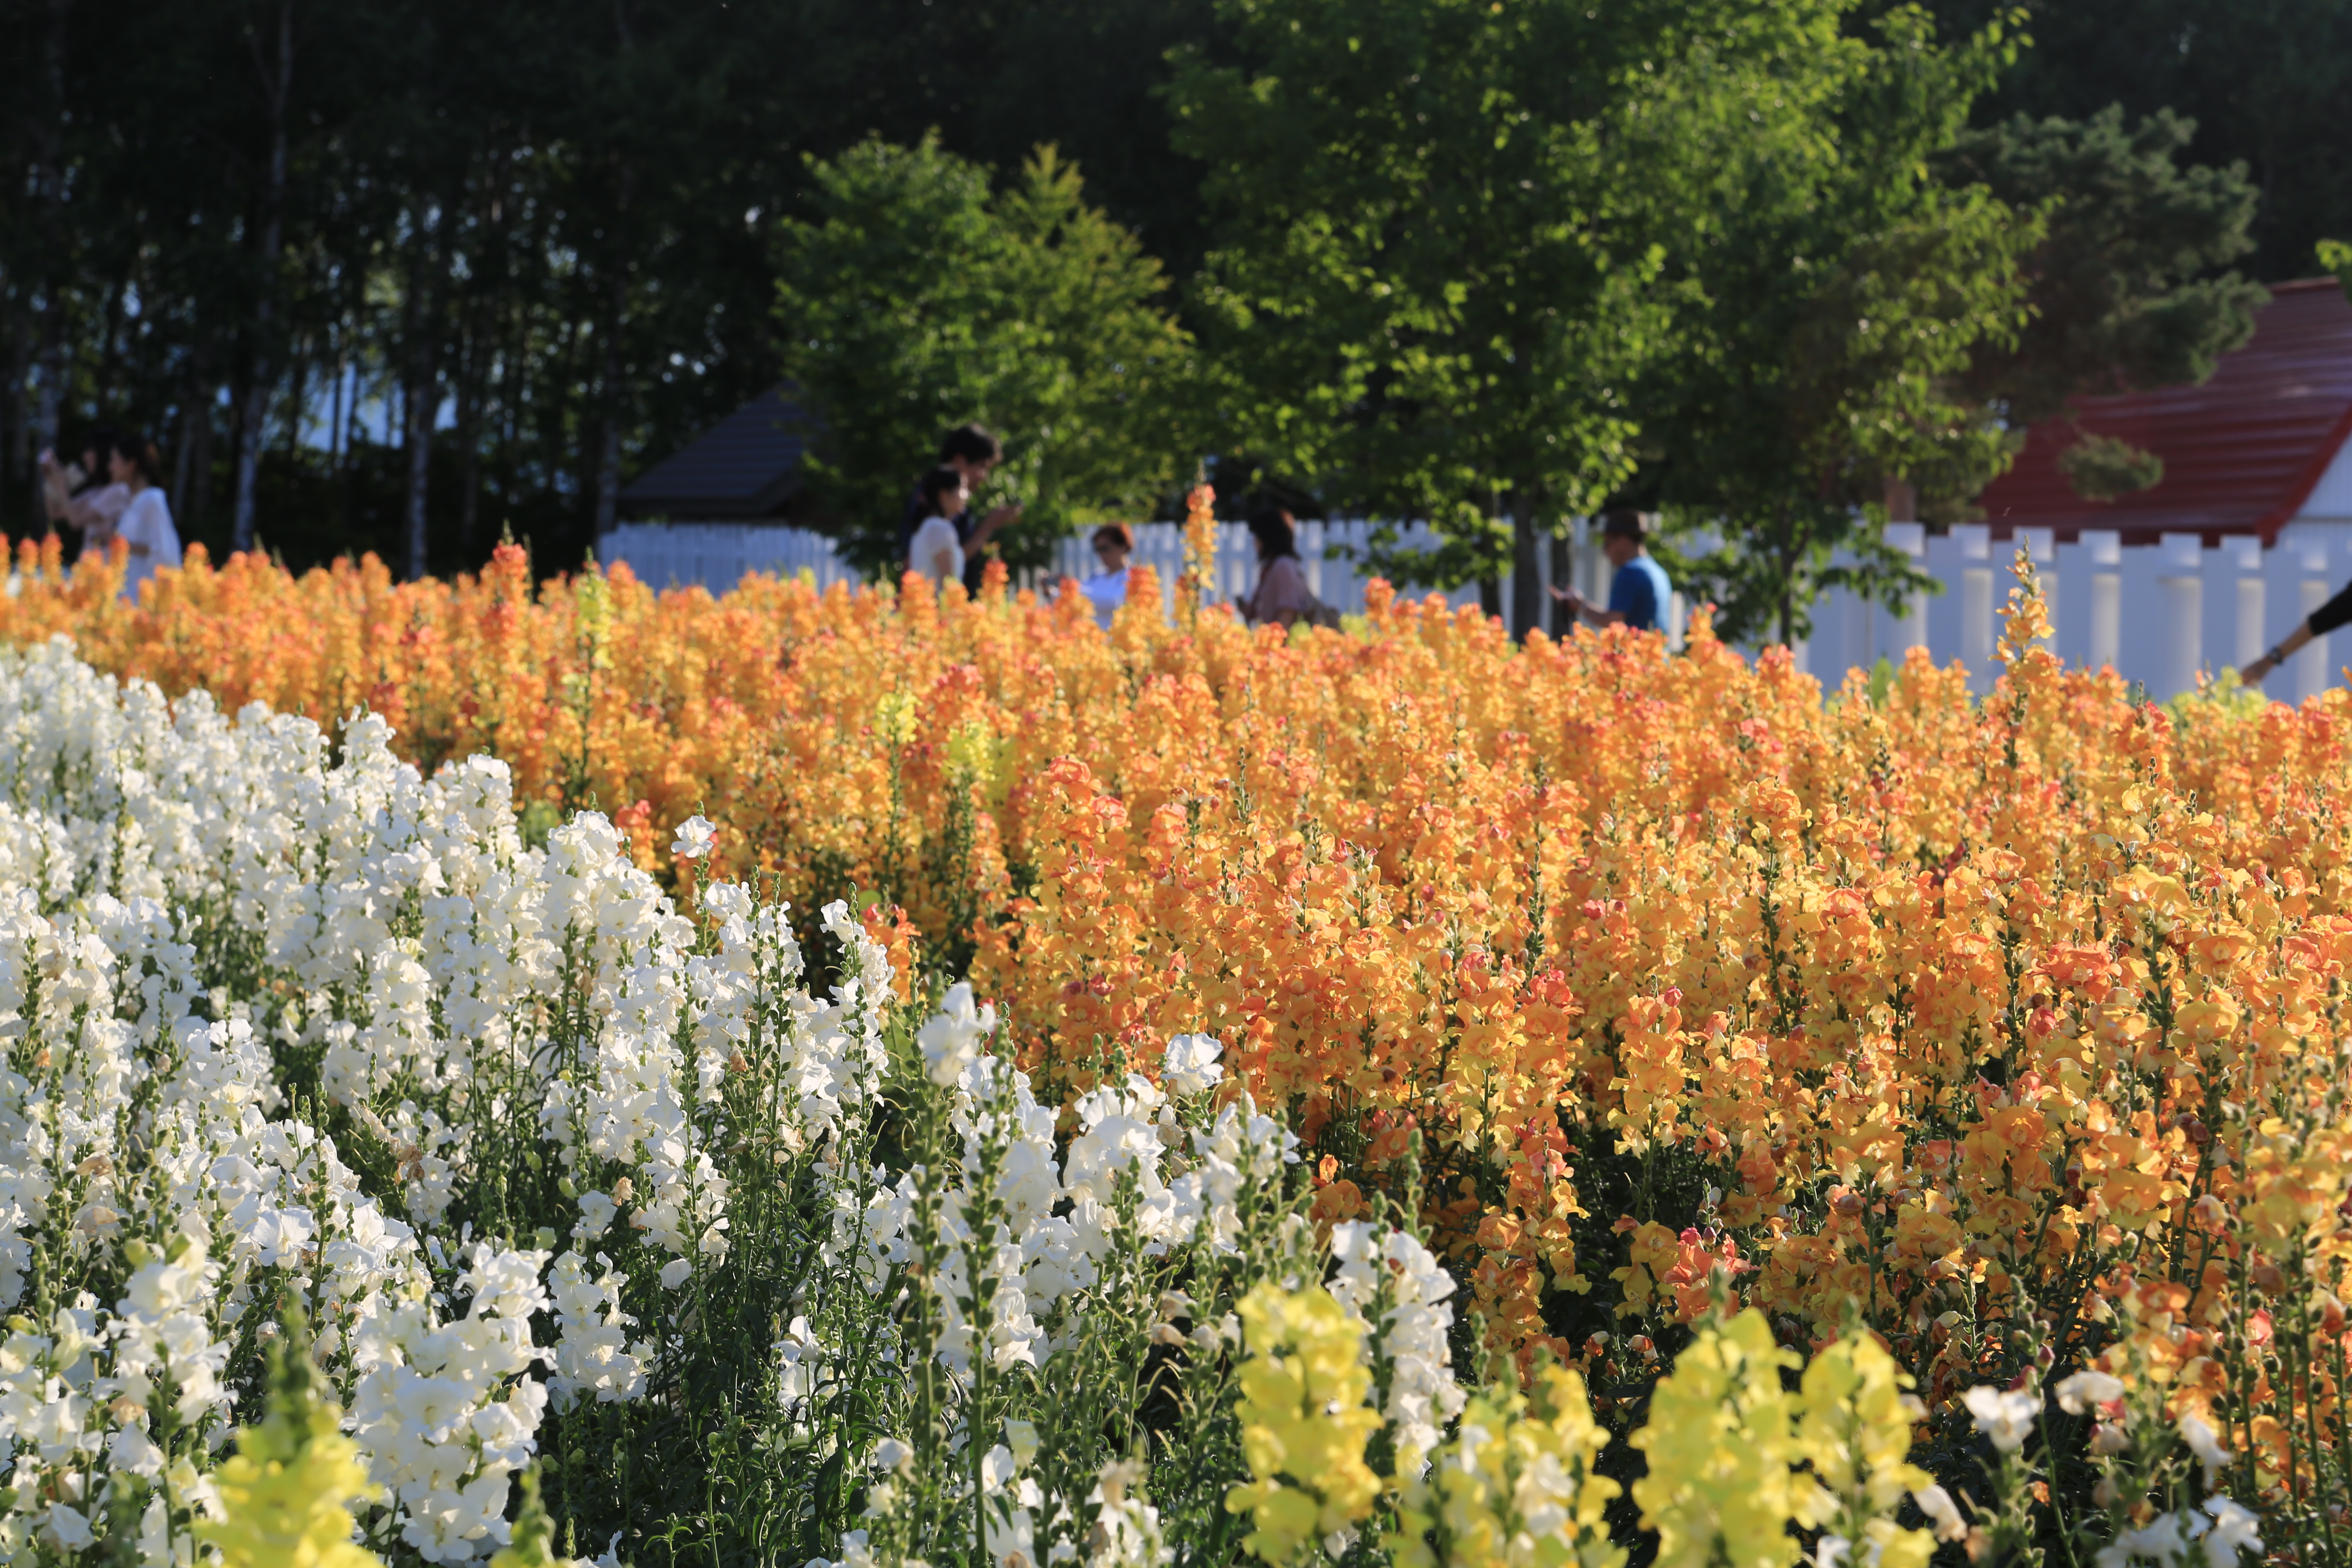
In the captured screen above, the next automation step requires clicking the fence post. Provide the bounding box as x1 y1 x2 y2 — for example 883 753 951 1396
1884 522 1928 656
2227 535 2264 672
2080 530 2121 673
2296 535 2334 701
2158 532 2204 700
1952 523 1992 692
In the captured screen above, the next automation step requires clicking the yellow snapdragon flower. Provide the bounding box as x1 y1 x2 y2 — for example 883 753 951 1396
1224 1283 1384 1565
195 1339 384 1568
1631 1310 1813 1568
1795 1337 1936 1568
490 1469 563 1568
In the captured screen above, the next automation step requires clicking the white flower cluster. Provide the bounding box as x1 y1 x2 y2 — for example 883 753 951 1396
2095 1499 2263 1568
848 997 1301 1568
1326 1220 1467 1468
0 642 898 1566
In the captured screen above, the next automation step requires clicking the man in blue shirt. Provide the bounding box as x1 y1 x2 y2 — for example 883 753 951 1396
1552 509 1672 633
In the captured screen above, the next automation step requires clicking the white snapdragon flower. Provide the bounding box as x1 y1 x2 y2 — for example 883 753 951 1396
2198 1498 2263 1568
1327 1222 1465 1466
2177 1413 2232 1486
1160 1033 1224 1098
2054 1369 2125 1415
672 815 718 858
1911 1484 1967 1542
1962 1385 2038 1452
917 983 996 1087
2093 1499 2263 1568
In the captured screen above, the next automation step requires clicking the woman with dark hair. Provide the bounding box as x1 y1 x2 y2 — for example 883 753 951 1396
37 425 129 556
106 432 181 599
906 464 970 588
1080 523 1134 629
1238 506 1317 629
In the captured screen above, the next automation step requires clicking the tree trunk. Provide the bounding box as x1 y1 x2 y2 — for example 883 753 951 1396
401 187 448 581
1549 523 1574 639
406 360 432 580
27 0 71 532
1510 502 1541 641
1478 576 1501 620
404 294 436 581
183 376 218 533
284 339 307 466
590 213 631 546
4 320 30 507
327 341 347 530
231 0 294 555
456 341 481 560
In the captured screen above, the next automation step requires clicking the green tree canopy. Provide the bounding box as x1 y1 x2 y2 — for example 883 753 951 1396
1935 105 2265 501
773 137 1196 579
1927 0 2352 287
1167 0 2007 634
1639 7 2038 648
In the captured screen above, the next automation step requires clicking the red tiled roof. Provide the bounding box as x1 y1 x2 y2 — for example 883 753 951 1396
1973 278 2352 546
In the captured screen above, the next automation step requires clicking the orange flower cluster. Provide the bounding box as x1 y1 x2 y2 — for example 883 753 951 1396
7 530 2350 1515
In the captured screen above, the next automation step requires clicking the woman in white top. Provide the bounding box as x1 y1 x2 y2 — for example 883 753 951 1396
105 433 181 601
37 428 131 558
906 464 968 590
1080 523 1133 629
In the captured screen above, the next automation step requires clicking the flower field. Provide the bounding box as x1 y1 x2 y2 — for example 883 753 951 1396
0 523 2348 1568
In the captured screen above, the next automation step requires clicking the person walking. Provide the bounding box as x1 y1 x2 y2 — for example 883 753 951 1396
2244 584 2352 688
1080 523 1134 629
1551 509 1671 633
1237 506 1319 630
906 465 969 590
37 425 130 558
107 432 182 601
897 424 1020 591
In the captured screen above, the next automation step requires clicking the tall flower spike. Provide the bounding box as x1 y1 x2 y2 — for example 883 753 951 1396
1389 1363 1624 1568
195 1311 385 1568
1223 1283 1384 1567
1632 1310 1813 1568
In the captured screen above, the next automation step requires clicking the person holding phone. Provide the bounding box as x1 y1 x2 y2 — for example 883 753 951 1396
897 424 1021 591
37 425 130 557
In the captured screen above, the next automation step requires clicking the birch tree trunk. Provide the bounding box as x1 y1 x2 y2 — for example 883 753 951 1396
231 0 294 555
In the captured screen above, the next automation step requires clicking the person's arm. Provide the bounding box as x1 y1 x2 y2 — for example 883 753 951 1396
2244 579 2352 683
964 503 1021 553
1546 583 1626 628
37 452 71 523
70 486 126 540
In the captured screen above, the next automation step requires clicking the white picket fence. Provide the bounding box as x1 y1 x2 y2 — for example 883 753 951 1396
1801 521 2352 704
599 517 2352 703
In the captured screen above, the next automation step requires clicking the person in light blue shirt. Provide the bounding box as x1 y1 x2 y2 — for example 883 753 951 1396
1552 509 1672 633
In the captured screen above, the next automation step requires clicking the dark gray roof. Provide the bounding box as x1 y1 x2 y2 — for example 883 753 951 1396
617 386 815 519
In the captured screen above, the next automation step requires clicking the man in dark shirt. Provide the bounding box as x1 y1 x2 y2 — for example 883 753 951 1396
897 424 1021 590
2243 578 2352 687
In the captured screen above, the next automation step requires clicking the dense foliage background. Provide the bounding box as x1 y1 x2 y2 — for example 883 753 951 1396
0 0 2340 604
